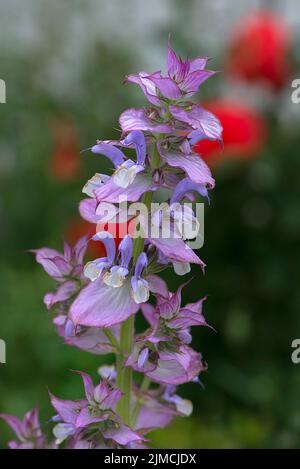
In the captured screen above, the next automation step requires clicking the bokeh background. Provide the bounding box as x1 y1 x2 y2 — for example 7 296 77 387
1 0 300 448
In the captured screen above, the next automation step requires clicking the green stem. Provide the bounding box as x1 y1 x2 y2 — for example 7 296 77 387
131 376 151 426
116 146 160 425
116 315 134 424
103 328 119 351
151 142 161 170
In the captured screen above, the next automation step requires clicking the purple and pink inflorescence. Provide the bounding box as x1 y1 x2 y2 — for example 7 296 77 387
1 42 222 449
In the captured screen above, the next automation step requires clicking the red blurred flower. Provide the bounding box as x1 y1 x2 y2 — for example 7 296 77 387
65 218 136 259
49 117 81 181
226 11 292 90
194 100 267 165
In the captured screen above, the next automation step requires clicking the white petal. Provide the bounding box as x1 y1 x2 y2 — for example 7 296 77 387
173 208 200 240
132 279 150 304
172 261 191 276
53 423 75 444
103 267 127 288
84 261 103 281
82 173 109 197
175 398 193 416
113 164 137 188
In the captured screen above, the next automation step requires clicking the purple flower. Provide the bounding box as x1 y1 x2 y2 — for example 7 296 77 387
125 280 210 385
170 177 210 205
93 174 157 204
141 282 210 344
125 42 216 105
89 131 151 190
32 236 122 355
134 384 192 433
159 144 215 188
134 397 176 432
119 108 174 134
91 141 125 167
5 41 220 449
32 236 88 310
62 317 120 355
131 252 150 304
140 204 206 275
50 371 144 448
0 409 55 449
69 233 151 328
167 43 216 97
169 104 222 145
125 72 163 106
126 342 205 385
82 138 159 204
96 364 192 433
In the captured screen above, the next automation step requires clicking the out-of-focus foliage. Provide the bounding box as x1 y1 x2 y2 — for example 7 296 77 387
1 1 300 448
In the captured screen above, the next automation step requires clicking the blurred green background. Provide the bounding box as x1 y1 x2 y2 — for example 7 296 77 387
1 0 300 448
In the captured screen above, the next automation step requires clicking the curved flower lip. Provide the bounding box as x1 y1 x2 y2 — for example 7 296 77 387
86 132 149 192
146 346 205 385
79 198 100 224
31 247 69 281
92 230 116 265
159 147 215 188
69 272 162 330
169 104 223 145
146 274 169 298
119 108 173 134
91 142 125 168
69 276 140 328
44 280 78 310
180 69 217 96
120 130 147 167
148 236 206 273
62 320 120 355
79 198 130 226
82 173 110 198
126 344 205 385
170 177 209 205
134 396 179 432
125 71 162 106
134 383 191 432
94 174 158 204
147 74 182 100
103 422 146 446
